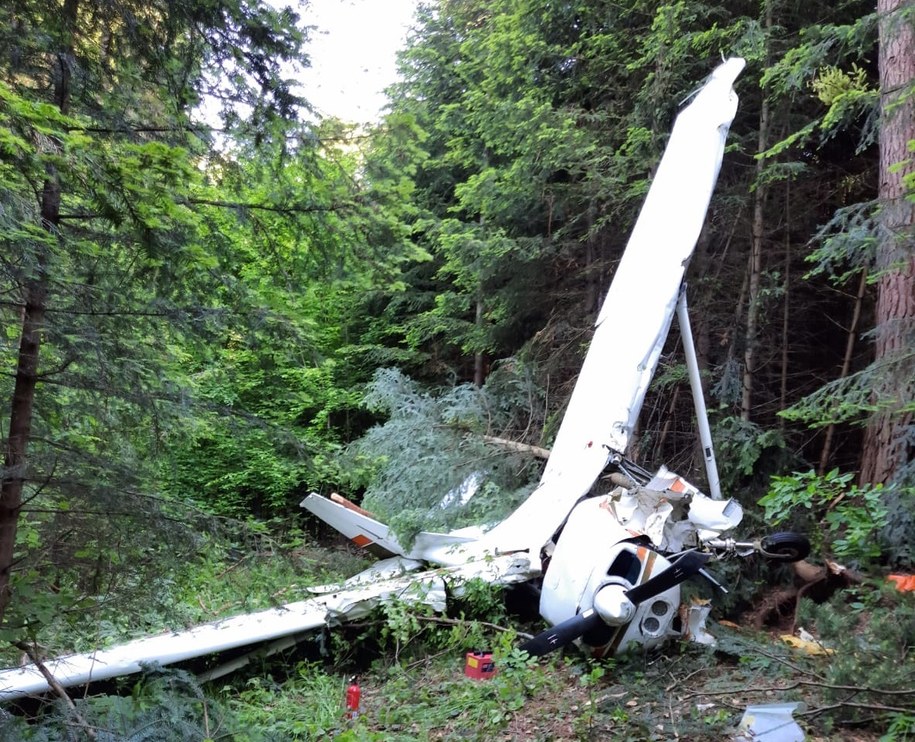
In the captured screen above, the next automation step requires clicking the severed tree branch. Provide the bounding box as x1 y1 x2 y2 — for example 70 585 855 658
799 698 915 717
680 678 915 700
14 641 98 740
482 435 550 460
180 197 358 214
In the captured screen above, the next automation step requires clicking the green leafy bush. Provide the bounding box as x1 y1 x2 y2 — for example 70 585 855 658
760 468 888 562
712 415 795 492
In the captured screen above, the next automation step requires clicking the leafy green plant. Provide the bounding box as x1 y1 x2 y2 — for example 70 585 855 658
712 415 793 492
760 469 888 561
882 713 915 742
226 663 346 741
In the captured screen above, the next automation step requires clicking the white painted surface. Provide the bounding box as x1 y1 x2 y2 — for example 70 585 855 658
481 58 745 555
0 553 532 700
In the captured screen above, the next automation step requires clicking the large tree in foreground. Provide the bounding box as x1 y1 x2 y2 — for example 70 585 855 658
0 0 307 627
860 0 915 485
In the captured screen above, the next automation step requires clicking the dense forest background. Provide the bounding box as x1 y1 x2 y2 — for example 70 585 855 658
0 0 913 734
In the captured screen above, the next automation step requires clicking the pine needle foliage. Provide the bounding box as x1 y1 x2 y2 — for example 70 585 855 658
0 665 235 741
795 585 915 731
346 367 544 545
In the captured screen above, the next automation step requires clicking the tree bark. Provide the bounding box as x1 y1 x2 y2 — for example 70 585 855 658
474 209 486 387
0 271 49 619
0 0 76 622
860 0 915 485
742 0 773 423
474 291 485 387
819 270 868 474
779 181 792 430
482 435 551 460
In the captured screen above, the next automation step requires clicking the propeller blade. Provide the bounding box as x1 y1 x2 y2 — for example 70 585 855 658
523 551 710 658
520 609 604 657
624 551 710 605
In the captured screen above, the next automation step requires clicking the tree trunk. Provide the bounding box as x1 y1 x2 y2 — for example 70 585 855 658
741 95 769 422
819 270 868 473
0 269 49 619
860 0 915 485
742 0 773 423
0 0 76 621
474 290 485 387
474 209 486 387
779 181 792 429
584 203 599 315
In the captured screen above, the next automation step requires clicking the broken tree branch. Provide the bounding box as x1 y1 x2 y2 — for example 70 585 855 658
14 641 98 740
482 435 550 460
411 614 534 640
680 678 915 701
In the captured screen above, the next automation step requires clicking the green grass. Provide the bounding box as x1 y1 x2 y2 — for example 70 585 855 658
4 530 913 741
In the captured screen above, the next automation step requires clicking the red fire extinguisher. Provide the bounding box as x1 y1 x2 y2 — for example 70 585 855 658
344 676 361 720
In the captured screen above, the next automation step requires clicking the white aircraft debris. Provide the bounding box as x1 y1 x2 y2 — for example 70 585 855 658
0 57 810 702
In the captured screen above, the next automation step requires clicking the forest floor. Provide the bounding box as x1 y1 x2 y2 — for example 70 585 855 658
342 626 888 741
211 537 911 741
4 533 910 740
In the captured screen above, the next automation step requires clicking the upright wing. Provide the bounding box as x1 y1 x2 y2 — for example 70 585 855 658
483 58 745 555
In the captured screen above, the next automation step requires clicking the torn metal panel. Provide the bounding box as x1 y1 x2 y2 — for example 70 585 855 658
602 468 743 552
307 556 426 595
685 603 717 646
735 702 806 741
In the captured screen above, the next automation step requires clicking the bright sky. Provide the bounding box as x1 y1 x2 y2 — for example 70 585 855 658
298 0 421 123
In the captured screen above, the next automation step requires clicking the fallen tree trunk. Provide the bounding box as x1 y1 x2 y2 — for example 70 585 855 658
482 435 550 460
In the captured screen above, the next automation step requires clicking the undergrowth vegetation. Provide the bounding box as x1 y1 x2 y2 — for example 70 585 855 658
0 525 369 666
3 532 913 741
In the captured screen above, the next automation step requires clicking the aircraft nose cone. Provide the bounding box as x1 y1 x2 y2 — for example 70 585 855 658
593 584 636 625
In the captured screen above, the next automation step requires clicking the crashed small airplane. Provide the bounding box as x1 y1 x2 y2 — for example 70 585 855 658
0 56 808 701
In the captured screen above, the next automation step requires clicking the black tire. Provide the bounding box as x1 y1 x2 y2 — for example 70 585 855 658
760 532 811 562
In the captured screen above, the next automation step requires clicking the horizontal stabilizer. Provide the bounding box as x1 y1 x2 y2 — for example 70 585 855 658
301 492 405 557
301 493 486 566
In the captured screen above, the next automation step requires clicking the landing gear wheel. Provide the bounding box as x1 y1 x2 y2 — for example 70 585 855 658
760 532 810 562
